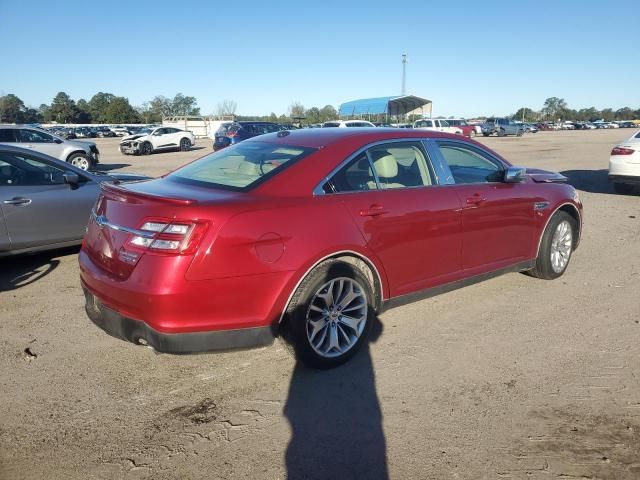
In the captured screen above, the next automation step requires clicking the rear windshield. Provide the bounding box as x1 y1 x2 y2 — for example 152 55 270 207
169 141 316 190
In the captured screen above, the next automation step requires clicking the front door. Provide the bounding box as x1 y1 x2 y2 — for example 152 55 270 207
0 151 99 249
323 142 463 297
434 140 537 274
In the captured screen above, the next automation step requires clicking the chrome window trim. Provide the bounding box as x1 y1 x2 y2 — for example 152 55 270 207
432 138 508 186
312 138 442 196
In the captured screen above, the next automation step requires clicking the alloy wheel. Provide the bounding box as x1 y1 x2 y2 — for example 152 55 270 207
305 277 368 358
550 220 572 273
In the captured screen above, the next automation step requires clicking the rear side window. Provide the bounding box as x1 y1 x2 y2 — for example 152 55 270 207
323 122 341 128
170 141 316 190
437 142 503 184
0 129 17 142
19 129 54 143
324 153 376 193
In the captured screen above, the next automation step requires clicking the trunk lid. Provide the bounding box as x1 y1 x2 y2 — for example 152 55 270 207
83 178 242 279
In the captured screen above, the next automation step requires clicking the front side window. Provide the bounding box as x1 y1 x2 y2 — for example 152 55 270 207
170 141 315 190
0 153 67 186
440 120 450 127
368 143 433 189
437 142 503 184
19 129 53 143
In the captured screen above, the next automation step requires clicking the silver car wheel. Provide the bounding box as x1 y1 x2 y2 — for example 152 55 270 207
550 220 573 273
71 156 89 170
305 277 368 358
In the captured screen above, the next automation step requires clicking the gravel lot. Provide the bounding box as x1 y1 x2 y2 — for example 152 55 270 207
1 129 639 480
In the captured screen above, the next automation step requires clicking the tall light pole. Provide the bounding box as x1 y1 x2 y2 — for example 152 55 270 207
401 53 407 95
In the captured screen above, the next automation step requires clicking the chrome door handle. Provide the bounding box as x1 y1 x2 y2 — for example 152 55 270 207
3 198 32 206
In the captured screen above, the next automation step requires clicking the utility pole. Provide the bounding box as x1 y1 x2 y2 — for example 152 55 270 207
401 54 407 95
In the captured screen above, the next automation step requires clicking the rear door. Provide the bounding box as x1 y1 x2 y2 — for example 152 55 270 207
322 141 463 297
0 151 99 249
433 139 538 273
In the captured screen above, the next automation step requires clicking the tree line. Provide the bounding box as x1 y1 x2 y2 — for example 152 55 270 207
512 97 640 123
0 93 340 125
0 92 200 125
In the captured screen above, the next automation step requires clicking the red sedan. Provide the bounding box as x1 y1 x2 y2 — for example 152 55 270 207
80 128 582 368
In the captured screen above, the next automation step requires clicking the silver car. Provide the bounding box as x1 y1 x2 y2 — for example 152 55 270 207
0 145 147 256
0 125 100 170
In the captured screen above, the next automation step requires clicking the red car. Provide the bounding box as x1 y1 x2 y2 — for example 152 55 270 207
80 129 582 368
445 119 477 137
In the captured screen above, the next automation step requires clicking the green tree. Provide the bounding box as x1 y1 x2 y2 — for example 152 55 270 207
149 95 172 119
288 102 305 119
76 99 92 123
0 94 26 123
305 107 321 124
104 97 140 123
600 108 614 122
49 92 79 123
268 112 278 123
541 97 568 120
88 92 115 123
513 107 537 122
38 104 52 122
615 107 633 121
319 105 338 122
171 93 200 116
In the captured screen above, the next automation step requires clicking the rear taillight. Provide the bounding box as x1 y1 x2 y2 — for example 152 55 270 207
126 219 210 255
611 146 635 155
226 131 237 138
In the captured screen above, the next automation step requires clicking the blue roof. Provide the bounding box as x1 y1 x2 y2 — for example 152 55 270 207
339 95 431 117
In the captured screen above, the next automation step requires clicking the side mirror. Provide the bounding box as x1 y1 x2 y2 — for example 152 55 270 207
54 138 63 144
63 172 80 186
504 166 527 183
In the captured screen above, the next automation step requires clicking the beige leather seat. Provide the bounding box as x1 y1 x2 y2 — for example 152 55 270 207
372 154 404 189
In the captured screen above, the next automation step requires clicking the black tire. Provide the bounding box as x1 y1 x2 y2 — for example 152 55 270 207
140 142 153 155
179 138 191 151
613 183 635 195
516 130 523 137
528 211 577 280
67 153 92 171
283 260 374 369
483 133 490 137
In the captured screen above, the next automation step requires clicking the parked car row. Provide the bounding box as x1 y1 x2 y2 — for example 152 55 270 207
0 125 100 170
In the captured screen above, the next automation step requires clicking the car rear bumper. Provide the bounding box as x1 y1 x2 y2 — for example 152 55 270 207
84 289 275 353
609 174 640 185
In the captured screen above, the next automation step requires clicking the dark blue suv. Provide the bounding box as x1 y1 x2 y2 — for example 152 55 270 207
213 122 284 151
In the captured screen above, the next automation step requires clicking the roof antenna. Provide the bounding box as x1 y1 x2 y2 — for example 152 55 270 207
401 53 407 95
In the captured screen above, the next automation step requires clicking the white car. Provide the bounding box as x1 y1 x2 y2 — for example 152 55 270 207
322 120 376 128
110 126 131 137
608 130 640 194
413 118 463 135
119 127 195 155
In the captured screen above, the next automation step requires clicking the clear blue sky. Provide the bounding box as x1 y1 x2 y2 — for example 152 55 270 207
1 0 638 117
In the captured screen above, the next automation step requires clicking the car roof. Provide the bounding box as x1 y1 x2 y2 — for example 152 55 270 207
244 127 466 149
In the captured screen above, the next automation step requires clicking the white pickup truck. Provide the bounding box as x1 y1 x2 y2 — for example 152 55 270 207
412 119 463 135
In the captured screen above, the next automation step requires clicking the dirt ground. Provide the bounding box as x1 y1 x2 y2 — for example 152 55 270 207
1 129 639 480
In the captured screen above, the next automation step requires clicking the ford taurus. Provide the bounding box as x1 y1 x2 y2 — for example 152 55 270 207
80 129 582 368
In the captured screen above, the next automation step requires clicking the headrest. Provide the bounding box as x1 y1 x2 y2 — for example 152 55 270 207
373 154 398 178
